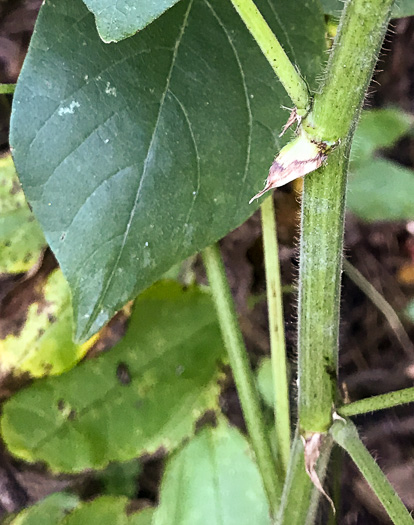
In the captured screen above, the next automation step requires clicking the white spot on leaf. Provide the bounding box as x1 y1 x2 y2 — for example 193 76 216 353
105 82 117 97
58 101 80 116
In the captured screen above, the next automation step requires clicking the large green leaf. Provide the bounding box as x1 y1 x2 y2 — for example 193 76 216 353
62 497 154 525
0 154 46 274
321 0 414 18
154 420 271 525
6 495 153 525
6 493 79 525
82 0 181 43
0 269 96 379
10 0 325 341
347 159 414 222
1 282 225 472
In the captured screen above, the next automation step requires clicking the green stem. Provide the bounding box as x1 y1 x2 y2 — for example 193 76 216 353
339 387 414 417
202 244 282 512
228 0 310 113
276 430 333 524
0 84 16 95
260 196 291 476
297 0 395 435
304 0 395 142
330 419 413 524
343 259 414 357
298 145 348 434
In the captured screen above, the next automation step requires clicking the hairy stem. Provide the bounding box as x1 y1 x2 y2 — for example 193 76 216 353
304 0 394 142
203 244 282 512
298 0 395 435
339 387 414 417
261 196 291 475
228 0 310 112
276 430 333 524
331 419 413 524
297 145 348 434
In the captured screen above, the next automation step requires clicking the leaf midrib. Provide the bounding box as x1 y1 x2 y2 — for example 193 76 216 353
82 0 194 338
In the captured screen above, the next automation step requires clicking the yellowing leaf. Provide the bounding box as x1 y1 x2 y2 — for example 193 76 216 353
1 282 225 472
0 270 97 379
0 154 46 274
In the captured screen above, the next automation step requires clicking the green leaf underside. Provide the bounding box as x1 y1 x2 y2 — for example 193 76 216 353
0 282 225 472
0 154 46 274
347 158 414 222
0 269 93 379
82 0 182 43
7 493 80 525
10 0 325 342
62 497 154 525
154 420 271 525
321 0 414 18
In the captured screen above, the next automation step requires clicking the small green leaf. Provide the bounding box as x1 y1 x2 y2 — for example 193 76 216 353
62 497 154 525
7 492 79 525
347 159 414 222
11 0 326 342
256 358 274 408
82 0 181 42
1 282 225 472
0 154 46 274
96 459 141 498
0 269 96 379
391 0 414 18
350 108 413 165
405 299 414 323
154 419 271 525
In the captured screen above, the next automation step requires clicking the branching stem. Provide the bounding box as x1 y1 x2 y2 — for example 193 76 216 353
228 0 310 112
331 419 413 524
276 430 333 524
339 387 414 417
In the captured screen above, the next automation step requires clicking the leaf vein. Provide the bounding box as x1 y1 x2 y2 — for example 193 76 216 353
84 0 194 336
203 0 252 204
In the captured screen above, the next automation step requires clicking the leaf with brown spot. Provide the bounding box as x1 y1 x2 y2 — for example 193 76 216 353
1 281 225 472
